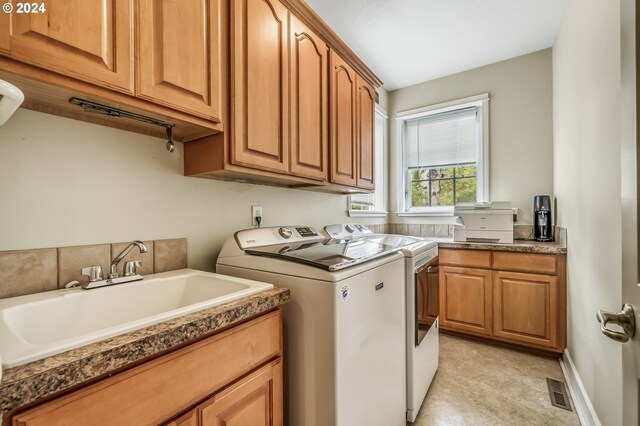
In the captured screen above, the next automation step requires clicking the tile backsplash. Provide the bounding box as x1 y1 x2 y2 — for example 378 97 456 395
0 238 187 299
366 223 565 243
0 248 58 297
154 239 188 273
382 223 455 238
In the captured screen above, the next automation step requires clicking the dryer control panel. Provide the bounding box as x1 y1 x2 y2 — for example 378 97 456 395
323 223 373 240
235 226 324 249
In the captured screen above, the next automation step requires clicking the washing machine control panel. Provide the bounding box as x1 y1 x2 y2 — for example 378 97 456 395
278 227 293 239
236 226 323 249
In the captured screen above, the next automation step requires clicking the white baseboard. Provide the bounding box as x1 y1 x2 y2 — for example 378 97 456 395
558 349 602 426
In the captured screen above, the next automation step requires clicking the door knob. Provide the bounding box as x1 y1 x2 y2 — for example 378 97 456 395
596 304 636 343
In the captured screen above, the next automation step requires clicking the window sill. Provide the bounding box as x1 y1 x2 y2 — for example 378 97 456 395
348 211 388 218
396 211 454 217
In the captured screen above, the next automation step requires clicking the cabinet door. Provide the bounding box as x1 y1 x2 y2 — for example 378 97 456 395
165 409 199 426
439 266 492 336
201 358 283 426
493 271 558 348
329 50 357 187
289 16 328 181
356 75 375 190
137 0 222 122
6 0 133 93
230 0 289 174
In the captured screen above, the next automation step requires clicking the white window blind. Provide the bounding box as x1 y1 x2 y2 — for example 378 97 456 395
351 193 375 208
404 107 478 169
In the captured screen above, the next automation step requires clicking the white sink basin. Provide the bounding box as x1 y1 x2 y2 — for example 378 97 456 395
0 269 274 368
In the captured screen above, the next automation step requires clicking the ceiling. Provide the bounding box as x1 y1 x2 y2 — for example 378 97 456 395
305 0 566 90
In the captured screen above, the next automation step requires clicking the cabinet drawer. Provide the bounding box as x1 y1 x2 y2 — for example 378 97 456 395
439 248 491 268
11 311 282 426
492 252 557 275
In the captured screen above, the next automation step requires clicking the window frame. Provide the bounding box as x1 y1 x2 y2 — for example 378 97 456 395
396 93 490 217
348 105 388 217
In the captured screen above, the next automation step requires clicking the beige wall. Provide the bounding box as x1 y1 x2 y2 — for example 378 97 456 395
376 86 389 112
553 0 623 424
0 109 384 272
387 49 554 224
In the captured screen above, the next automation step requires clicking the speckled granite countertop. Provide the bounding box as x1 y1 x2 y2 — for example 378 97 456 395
0 287 290 417
435 238 566 254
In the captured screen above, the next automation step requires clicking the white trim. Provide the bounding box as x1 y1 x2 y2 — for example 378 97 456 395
559 349 602 426
478 97 490 202
375 103 388 119
348 211 388 218
396 93 489 119
396 116 405 219
397 206 453 217
348 107 388 216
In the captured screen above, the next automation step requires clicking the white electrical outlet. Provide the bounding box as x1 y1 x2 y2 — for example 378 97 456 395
251 205 263 227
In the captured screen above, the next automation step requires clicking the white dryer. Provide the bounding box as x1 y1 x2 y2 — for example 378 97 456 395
216 226 406 426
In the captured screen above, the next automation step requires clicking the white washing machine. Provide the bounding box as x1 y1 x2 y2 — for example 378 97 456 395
216 225 407 426
324 224 439 422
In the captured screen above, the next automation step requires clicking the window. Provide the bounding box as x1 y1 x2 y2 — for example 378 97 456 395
397 94 489 216
349 106 387 216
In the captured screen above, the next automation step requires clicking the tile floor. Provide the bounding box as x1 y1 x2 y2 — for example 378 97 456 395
411 335 580 425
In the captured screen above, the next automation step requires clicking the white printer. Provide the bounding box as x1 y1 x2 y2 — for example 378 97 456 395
453 202 514 244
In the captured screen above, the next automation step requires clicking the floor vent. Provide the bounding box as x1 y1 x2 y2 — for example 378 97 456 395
546 378 573 411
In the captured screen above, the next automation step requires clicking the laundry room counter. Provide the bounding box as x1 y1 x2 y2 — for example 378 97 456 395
436 238 566 254
0 287 290 419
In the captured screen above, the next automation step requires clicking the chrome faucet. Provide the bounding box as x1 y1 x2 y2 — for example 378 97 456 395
109 240 147 279
69 240 148 290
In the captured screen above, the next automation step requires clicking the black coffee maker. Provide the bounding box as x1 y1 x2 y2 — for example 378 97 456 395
534 195 553 242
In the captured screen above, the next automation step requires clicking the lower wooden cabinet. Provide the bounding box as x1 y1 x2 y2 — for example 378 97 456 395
166 359 283 426
439 249 566 355
493 271 558 349
199 359 282 426
167 409 200 426
8 310 283 426
439 266 493 336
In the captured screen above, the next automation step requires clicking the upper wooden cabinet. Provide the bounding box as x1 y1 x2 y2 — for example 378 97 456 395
356 75 375 189
3 0 134 93
230 0 290 174
289 16 329 181
328 50 376 191
0 0 223 141
0 0 381 186
329 50 357 187
185 2 332 186
137 0 223 122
